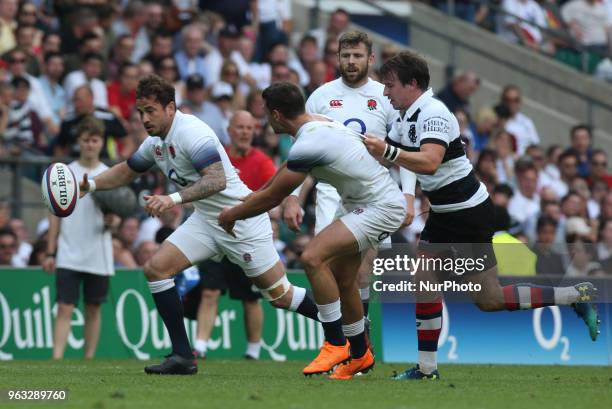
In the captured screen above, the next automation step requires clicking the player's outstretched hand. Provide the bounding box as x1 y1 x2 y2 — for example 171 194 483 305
79 174 90 198
144 194 175 217
218 208 237 237
363 133 386 157
282 195 303 232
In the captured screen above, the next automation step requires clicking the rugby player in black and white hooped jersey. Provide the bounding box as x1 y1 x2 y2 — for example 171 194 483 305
78 75 321 375
282 31 416 374
364 51 600 380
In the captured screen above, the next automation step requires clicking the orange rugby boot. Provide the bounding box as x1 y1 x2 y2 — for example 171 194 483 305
329 349 375 380
303 341 350 376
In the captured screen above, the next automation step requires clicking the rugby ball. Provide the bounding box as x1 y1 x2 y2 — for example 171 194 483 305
41 163 79 217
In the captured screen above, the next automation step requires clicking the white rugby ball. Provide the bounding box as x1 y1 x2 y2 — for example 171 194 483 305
41 163 79 217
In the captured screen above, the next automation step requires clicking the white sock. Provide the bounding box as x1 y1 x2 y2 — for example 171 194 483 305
419 351 437 374
359 287 370 301
554 287 580 305
194 339 207 355
148 279 174 294
246 341 261 359
288 286 306 311
342 317 365 337
316 299 341 322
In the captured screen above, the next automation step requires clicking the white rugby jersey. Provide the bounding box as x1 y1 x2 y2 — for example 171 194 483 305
387 88 488 212
305 78 415 195
127 110 251 219
287 119 403 207
305 78 396 138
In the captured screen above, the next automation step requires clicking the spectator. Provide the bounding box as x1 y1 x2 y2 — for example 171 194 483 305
63 31 104 76
8 218 31 267
174 24 208 81
0 0 18 55
597 218 612 262
63 52 108 111
570 177 599 219
155 56 185 106
0 199 10 228
508 160 540 224
492 183 514 208
270 62 291 84
322 37 340 82
569 124 593 178
112 234 137 268
106 34 135 82
589 149 612 188
561 0 612 56
15 24 40 75
304 60 326 99
107 62 139 121
309 8 349 57
143 30 174 67
240 35 271 90
5 76 44 154
500 85 540 155
565 225 603 276
203 26 250 87
255 0 291 62
43 115 115 360
38 51 67 127
490 129 515 184
54 85 128 160
476 148 499 192
0 226 17 266
118 216 140 253
532 215 565 275
561 190 589 222
470 107 497 152
435 0 490 24
499 0 548 51
111 0 150 63
4 47 55 133
220 59 251 110
41 32 61 56
225 110 277 190
437 71 480 117
550 149 579 198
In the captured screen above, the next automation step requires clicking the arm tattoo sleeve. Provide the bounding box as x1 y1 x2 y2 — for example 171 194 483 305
177 161 227 203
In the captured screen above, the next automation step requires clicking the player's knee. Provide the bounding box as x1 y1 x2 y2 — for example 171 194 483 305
57 303 74 317
301 248 323 272
202 289 220 303
143 259 168 281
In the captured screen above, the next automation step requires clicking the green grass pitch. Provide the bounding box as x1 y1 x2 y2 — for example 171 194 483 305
1 359 611 409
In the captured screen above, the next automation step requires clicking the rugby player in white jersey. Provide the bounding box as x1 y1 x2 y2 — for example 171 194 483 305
283 31 416 374
364 51 600 380
78 75 320 375
219 82 407 379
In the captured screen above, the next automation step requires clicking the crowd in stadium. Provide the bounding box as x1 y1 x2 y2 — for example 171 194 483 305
0 0 610 278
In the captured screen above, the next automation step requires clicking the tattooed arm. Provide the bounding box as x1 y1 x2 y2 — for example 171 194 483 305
143 161 227 217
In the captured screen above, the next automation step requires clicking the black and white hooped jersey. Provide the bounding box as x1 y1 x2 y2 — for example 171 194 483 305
127 110 251 219
386 88 488 212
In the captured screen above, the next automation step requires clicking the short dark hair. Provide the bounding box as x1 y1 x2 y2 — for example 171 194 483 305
537 215 558 231
338 31 372 55
81 31 100 44
493 183 514 199
262 82 305 119
119 62 137 76
570 124 592 140
137 74 175 107
77 115 105 138
83 52 104 63
0 227 17 242
43 51 62 64
558 149 578 165
10 76 30 89
379 51 429 90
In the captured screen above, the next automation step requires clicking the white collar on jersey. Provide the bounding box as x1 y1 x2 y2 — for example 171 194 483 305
405 88 434 120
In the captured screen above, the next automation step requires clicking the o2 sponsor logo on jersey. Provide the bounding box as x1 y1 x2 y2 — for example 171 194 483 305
168 168 188 186
329 99 343 108
344 118 366 134
367 99 377 111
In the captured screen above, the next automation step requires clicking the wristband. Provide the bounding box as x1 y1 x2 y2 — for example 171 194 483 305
88 178 97 192
383 144 400 162
169 192 183 204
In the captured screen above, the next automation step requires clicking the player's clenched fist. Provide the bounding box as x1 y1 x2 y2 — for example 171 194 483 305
282 196 303 232
363 133 387 157
144 194 175 217
218 208 236 237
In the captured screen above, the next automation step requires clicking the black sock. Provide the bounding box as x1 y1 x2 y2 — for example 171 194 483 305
322 319 346 346
151 286 192 359
362 301 369 317
296 290 319 321
348 331 367 359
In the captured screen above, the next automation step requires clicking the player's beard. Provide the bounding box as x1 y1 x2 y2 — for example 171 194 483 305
340 62 369 86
